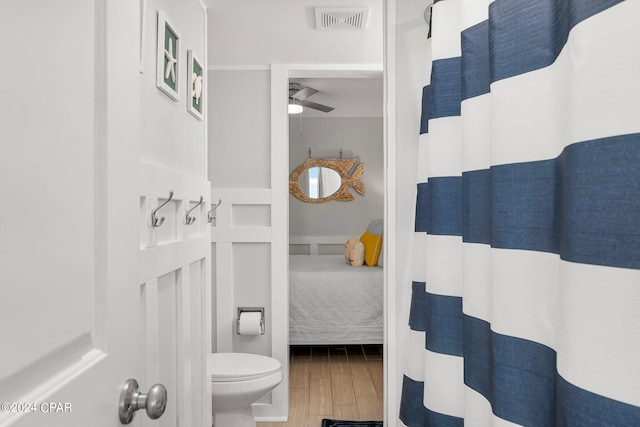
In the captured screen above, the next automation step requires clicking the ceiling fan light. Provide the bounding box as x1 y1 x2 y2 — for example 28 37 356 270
288 103 303 114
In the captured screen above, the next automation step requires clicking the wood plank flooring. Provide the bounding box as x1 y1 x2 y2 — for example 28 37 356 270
258 345 383 427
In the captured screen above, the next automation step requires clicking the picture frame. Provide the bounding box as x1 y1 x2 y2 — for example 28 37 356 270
156 11 180 101
187 50 204 120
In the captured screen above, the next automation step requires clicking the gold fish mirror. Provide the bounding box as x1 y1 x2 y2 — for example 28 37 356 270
289 158 365 203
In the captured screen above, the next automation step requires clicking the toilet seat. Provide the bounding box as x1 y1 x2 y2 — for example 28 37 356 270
210 353 281 382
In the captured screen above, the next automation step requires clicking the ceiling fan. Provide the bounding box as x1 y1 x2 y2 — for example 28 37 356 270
289 83 335 113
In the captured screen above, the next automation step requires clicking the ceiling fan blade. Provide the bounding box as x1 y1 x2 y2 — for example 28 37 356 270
299 99 334 113
291 87 319 101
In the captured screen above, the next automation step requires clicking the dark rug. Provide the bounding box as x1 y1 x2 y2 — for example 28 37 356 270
321 420 383 427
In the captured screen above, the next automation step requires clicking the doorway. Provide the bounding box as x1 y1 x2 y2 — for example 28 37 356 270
281 67 385 425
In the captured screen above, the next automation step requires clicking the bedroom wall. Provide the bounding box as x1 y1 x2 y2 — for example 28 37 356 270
289 116 384 252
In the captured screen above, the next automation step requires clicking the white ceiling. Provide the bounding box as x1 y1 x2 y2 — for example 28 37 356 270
206 0 384 118
290 76 383 117
206 0 383 65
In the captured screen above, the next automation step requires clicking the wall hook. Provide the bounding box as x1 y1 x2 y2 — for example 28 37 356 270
185 196 204 225
425 4 433 38
151 190 174 228
207 198 222 223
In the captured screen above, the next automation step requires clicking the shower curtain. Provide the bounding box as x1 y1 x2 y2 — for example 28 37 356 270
399 0 640 425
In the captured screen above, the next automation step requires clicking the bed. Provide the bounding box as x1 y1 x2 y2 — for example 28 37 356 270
289 247 384 345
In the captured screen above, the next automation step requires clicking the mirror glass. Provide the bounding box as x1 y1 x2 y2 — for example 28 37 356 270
298 166 342 199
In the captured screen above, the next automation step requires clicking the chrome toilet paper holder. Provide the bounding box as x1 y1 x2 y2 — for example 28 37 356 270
236 307 265 335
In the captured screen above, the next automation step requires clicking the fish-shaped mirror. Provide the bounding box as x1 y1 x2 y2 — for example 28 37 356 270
289 158 364 203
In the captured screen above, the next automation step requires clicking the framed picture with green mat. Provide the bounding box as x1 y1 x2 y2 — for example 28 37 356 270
156 10 180 101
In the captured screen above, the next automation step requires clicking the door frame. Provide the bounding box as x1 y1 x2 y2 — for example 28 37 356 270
271 62 397 424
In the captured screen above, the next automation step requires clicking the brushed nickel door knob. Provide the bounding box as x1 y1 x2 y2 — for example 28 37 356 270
119 379 167 424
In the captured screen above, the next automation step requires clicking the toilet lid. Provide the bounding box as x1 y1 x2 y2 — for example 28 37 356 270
209 353 281 382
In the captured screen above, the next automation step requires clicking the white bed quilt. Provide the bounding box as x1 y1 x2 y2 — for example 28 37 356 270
289 255 383 345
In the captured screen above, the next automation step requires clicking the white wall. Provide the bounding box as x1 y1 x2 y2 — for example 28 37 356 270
289 116 384 248
208 69 272 353
141 0 207 177
208 70 271 188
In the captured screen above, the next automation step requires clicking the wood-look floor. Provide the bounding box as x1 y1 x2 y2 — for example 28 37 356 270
258 345 384 427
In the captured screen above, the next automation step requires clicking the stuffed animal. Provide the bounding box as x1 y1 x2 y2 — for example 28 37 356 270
344 238 365 266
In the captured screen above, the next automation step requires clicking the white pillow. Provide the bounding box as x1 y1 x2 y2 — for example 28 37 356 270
345 239 365 266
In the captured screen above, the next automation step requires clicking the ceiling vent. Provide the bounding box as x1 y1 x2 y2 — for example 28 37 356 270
315 7 369 31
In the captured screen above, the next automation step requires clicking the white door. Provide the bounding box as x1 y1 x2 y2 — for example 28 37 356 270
0 1 209 426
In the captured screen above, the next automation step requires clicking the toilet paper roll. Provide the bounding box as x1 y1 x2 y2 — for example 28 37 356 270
238 311 262 335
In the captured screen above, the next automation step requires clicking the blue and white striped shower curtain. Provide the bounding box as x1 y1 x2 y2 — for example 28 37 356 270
399 0 640 425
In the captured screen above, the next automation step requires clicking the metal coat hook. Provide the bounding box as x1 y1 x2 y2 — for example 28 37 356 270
151 190 174 228
207 199 222 223
185 196 204 225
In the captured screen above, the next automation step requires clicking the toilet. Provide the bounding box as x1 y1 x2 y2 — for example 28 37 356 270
209 352 283 427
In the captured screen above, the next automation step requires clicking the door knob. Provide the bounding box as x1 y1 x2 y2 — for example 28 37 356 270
118 379 167 424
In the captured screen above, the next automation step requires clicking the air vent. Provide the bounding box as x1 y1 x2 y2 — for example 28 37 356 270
315 7 369 30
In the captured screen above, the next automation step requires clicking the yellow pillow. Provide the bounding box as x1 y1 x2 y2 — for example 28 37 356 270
359 231 382 267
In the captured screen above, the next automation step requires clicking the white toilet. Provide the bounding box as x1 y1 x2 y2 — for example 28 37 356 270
209 352 283 427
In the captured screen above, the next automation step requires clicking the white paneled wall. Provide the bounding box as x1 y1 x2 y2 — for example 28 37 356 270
210 188 273 353
139 163 212 427
208 66 290 421
290 235 352 255
210 187 288 417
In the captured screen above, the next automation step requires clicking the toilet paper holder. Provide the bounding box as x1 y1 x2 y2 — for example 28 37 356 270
236 307 265 335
